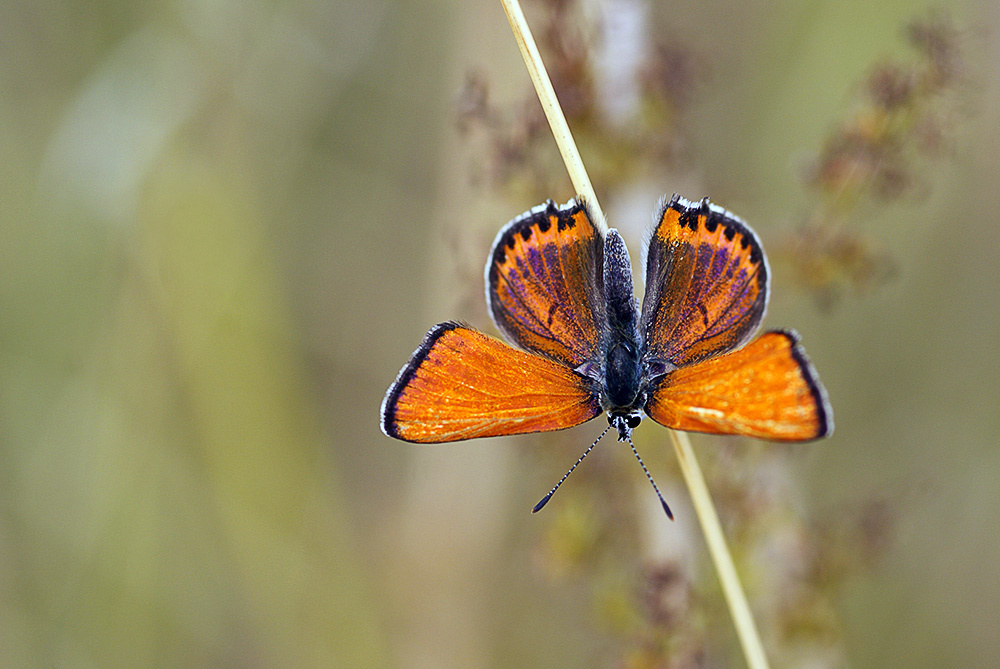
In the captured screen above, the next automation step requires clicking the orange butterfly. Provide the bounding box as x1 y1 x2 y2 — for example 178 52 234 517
381 196 832 516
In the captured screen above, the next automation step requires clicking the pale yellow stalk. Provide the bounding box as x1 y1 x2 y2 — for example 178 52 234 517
498 2 771 667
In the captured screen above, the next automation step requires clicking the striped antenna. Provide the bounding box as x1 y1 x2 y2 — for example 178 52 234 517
532 424 612 513
626 434 674 520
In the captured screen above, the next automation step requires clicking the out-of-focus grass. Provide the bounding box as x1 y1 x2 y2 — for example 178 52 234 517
0 4 397 665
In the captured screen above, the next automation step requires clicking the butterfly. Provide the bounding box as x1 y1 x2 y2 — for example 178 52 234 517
380 195 832 516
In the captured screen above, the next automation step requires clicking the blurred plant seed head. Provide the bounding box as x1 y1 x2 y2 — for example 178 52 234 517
782 10 970 310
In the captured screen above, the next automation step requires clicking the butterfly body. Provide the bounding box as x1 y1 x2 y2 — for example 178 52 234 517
382 195 832 445
599 229 643 417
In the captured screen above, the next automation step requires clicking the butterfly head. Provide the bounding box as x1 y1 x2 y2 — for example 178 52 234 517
609 411 642 441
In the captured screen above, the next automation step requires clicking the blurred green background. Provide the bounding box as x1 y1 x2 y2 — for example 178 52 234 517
1 0 997 667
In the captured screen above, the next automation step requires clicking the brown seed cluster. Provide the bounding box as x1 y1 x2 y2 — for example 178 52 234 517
782 11 968 309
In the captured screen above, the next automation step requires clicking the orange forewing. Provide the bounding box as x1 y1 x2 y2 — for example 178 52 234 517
645 331 832 441
487 200 604 368
381 323 602 443
642 197 768 368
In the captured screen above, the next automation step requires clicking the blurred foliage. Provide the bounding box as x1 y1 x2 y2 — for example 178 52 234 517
0 1 391 665
0 0 997 668
779 10 969 310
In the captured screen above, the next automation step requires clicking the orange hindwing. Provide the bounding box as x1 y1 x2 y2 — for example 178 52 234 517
381 323 602 443
644 330 832 441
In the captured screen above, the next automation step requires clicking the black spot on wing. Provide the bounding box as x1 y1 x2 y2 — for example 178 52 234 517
491 199 588 278
662 195 768 293
546 302 558 327
697 302 709 327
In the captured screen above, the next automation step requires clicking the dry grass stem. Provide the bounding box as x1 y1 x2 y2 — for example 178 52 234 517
499 1 770 667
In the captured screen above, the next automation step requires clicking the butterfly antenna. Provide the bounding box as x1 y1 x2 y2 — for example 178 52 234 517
532 425 612 513
627 434 674 520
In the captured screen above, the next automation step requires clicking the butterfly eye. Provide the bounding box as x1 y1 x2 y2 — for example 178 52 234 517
627 415 641 429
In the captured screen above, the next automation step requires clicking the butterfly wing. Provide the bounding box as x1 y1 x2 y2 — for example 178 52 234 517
641 196 769 370
644 330 833 441
486 199 605 369
381 322 602 443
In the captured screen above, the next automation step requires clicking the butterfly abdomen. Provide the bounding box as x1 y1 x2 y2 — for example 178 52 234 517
604 340 641 409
